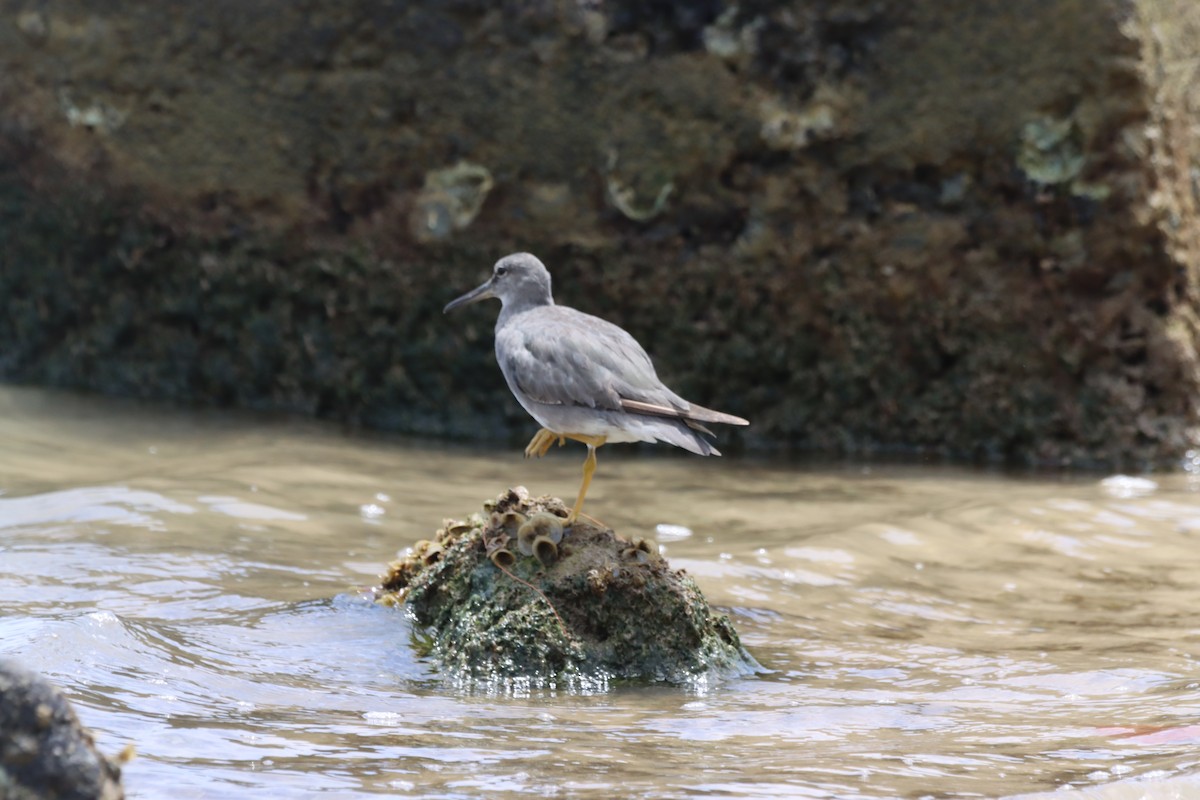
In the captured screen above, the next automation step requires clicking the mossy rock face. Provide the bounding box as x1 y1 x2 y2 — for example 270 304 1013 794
3 0 1200 465
378 488 756 688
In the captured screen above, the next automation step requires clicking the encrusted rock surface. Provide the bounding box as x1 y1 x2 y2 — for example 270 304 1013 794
378 488 756 686
2 1 1200 465
0 659 125 800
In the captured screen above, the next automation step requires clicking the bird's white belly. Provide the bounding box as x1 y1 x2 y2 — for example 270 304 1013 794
519 398 654 444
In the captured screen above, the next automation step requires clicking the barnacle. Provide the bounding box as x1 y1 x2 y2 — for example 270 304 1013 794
620 546 650 564
533 535 558 566
422 542 444 566
491 510 527 532
411 161 494 242
518 512 564 555
604 148 673 222
489 546 516 569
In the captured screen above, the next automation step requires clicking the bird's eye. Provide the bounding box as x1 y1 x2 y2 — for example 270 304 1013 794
495 266 508 277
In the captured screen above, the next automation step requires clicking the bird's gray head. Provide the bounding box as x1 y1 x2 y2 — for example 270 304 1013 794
443 252 554 314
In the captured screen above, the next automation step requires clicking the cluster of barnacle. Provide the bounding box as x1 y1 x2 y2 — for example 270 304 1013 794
381 519 479 602
409 519 475 568
483 509 565 569
583 537 663 596
619 537 659 565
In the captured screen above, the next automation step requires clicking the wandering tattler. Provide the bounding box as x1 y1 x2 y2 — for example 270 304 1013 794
444 252 749 523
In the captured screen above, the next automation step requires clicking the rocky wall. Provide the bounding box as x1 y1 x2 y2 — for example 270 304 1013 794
1 0 1198 465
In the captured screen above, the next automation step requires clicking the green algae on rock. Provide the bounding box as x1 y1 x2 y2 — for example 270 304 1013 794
377 488 756 688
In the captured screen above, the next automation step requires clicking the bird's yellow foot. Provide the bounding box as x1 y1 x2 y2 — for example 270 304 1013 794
524 428 565 459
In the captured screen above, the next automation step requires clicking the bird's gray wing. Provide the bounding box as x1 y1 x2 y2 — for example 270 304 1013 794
496 308 687 413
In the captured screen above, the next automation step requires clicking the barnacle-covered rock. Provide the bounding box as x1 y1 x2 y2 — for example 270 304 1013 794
378 488 756 688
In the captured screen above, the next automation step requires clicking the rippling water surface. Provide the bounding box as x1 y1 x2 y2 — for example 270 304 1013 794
4 386 1200 799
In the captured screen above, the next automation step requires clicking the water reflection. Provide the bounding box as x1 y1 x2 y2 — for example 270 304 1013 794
2 386 1200 798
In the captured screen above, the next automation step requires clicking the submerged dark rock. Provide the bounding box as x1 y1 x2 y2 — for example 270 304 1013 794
0 659 125 800
378 488 756 687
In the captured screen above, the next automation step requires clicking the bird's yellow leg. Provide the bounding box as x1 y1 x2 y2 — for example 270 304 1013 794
524 427 565 459
568 446 598 524
565 435 607 524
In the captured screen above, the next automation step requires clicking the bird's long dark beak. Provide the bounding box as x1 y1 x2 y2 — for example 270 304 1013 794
443 278 496 313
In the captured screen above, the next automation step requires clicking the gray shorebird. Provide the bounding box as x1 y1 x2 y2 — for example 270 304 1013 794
443 252 749 523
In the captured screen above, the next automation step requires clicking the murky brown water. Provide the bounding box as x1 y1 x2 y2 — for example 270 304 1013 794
4 385 1200 799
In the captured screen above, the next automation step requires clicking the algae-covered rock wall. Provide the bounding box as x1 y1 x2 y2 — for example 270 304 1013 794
1 0 1198 464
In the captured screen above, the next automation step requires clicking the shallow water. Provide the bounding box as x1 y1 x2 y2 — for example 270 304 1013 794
4 385 1200 799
